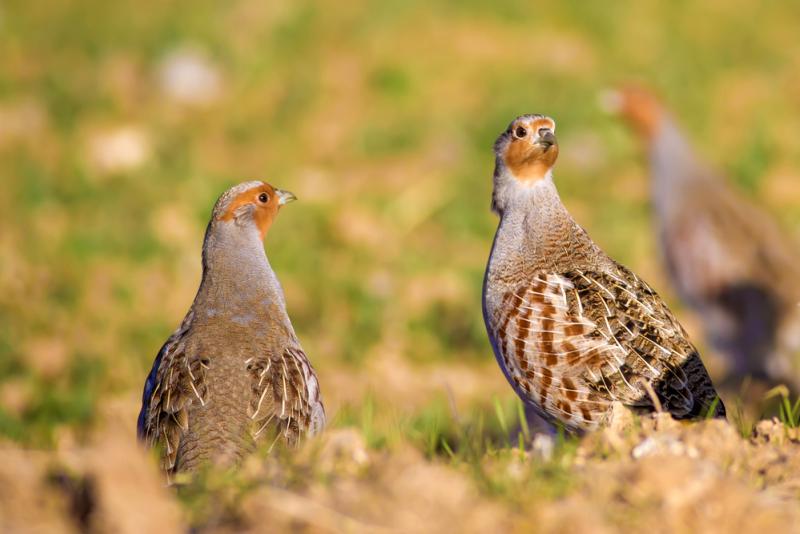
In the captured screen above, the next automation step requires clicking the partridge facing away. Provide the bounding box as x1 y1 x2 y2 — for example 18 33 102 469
482 115 725 432
607 86 800 389
137 181 325 475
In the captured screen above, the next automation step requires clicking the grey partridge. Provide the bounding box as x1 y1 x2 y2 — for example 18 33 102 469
608 86 800 390
483 115 725 432
137 181 325 475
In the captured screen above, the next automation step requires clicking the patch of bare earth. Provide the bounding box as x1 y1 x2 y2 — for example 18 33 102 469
542 415 800 533
2 416 800 533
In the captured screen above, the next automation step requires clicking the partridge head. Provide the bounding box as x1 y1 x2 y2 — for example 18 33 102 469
491 114 558 215
602 85 665 142
212 180 297 240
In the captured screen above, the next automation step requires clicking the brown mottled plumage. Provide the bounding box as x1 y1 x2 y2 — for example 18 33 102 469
609 86 800 389
138 181 325 476
483 115 724 432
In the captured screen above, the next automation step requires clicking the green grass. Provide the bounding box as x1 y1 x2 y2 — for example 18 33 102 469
766 385 800 429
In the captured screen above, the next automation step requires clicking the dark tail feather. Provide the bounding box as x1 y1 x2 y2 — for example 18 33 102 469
656 352 726 420
714 283 779 382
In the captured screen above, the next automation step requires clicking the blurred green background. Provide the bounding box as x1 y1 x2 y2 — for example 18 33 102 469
2 0 800 446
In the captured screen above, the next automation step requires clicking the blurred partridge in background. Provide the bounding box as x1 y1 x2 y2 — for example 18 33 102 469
138 181 325 476
607 86 800 393
483 115 725 432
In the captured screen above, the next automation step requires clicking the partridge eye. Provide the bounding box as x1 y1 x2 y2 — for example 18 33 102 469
258 193 269 203
514 126 527 138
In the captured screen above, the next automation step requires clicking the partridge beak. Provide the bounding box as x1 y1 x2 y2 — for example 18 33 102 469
276 189 297 205
537 128 556 149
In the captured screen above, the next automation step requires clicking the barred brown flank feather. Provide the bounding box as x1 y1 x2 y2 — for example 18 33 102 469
484 115 724 432
515 303 533 370
501 269 722 430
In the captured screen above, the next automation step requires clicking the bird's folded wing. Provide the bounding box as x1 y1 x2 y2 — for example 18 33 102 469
139 315 209 472
246 346 325 446
491 266 703 428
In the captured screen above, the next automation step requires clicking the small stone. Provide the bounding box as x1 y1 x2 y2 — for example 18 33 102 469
531 433 555 462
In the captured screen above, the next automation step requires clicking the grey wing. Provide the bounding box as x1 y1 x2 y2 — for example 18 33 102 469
246 346 325 446
139 311 210 472
568 266 725 419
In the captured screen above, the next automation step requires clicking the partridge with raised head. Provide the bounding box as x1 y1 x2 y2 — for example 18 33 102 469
138 181 325 475
608 86 800 389
483 115 725 432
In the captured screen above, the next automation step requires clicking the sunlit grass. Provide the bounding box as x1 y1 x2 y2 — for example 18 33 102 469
766 385 800 429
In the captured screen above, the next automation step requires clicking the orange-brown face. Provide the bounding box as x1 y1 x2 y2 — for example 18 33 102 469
612 85 663 141
502 116 559 182
217 183 296 240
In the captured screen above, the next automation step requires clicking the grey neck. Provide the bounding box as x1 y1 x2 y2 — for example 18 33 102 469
196 220 290 326
499 176 565 241
489 174 598 277
649 117 715 219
